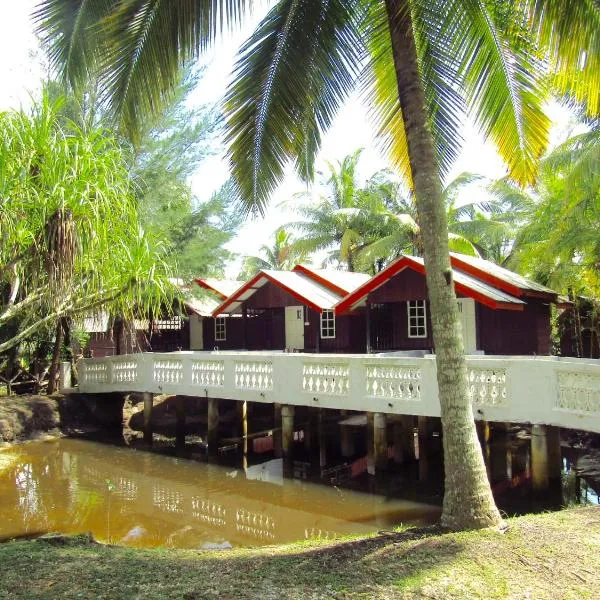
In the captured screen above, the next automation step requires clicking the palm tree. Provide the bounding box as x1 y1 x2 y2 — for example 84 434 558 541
239 228 308 278
288 150 385 272
511 126 600 295
34 0 599 529
357 171 486 268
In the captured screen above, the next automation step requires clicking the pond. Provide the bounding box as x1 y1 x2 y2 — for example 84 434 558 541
0 433 596 549
0 439 439 548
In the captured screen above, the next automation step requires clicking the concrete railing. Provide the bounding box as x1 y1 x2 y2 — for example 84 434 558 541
78 351 600 434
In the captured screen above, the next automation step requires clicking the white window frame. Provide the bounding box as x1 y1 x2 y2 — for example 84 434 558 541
407 300 427 338
214 316 226 342
320 309 336 339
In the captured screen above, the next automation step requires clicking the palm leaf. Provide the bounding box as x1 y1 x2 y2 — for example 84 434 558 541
224 0 363 214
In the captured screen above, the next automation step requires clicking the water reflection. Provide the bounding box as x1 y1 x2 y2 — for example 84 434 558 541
0 439 439 548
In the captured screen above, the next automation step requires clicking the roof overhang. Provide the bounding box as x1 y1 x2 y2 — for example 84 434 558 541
335 256 525 314
212 271 329 317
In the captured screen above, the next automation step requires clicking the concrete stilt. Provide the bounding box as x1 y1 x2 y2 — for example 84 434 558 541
318 408 327 468
392 417 404 464
143 392 153 446
417 416 429 480
239 400 248 466
546 425 563 482
282 405 295 459
207 397 219 455
531 424 550 491
374 413 388 471
273 403 282 458
366 412 375 475
303 408 313 451
401 415 416 461
175 396 186 448
340 410 354 458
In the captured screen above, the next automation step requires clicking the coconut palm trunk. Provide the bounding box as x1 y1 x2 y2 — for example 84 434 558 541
385 0 502 529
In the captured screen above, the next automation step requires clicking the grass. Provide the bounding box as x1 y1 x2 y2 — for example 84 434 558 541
0 507 598 599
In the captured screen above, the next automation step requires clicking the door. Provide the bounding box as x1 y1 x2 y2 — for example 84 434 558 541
457 298 477 353
284 306 305 350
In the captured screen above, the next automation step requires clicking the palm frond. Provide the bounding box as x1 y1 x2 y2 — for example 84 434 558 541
520 0 600 116
443 0 551 185
224 0 363 214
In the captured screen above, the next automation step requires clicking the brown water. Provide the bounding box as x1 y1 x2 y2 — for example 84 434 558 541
0 439 439 548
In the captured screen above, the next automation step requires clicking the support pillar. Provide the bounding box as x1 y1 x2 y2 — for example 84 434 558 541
401 415 416 461
175 396 186 448
239 400 248 466
366 412 375 475
143 392 153 446
417 416 429 480
207 397 219 455
319 408 327 468
531 424 549 491
273 403 282 457
281 405 295 459
392 417 404 464
374 413 388 471
340 410 354 458
546 425 563 482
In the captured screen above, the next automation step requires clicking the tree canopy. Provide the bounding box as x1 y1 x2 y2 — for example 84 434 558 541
0 95 175 354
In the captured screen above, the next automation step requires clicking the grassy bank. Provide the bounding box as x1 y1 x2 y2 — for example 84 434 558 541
0 507 598 599
0 395 60 443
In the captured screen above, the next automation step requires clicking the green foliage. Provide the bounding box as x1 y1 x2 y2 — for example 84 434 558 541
510 126 600 295
0 94 176 353
34 0 599 209
239 228 308 278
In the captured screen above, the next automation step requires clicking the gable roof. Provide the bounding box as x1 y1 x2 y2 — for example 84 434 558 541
449 253 557 299
194 278 244 300
185 297 220 318
335 255 527 314
212 270 345 316
292 265 370 296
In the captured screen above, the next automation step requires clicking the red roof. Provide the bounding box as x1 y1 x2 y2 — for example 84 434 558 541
335 255 529 314
212 270 345 316
194 278 244 300
292 265 370 295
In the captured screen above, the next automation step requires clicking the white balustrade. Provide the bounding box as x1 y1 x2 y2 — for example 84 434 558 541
365 364 421 401
77 351 600 434
235 360 273 391
153 358 183 385
191 360 225 387
302 362 349 396
468 368 507 407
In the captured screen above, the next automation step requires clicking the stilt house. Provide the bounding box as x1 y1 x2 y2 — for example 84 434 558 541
335 253 559 355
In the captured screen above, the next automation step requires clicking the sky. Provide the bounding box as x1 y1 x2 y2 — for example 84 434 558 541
0 0 576 277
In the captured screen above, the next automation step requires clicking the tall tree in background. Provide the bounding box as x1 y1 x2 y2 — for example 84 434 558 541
35 0 599 529
0 96 175 363
239 228 308 278
289 150 384 272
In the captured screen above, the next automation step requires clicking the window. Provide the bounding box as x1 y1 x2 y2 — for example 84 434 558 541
320 309 336 339
407 300 427 338
214 317 226 341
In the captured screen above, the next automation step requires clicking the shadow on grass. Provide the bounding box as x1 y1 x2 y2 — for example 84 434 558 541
0 526 466 599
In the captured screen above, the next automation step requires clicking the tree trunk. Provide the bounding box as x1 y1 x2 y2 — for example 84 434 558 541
47 318 64 394
385 0 502 529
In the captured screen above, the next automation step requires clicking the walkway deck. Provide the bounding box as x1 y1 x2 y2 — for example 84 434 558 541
79 351 600 433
